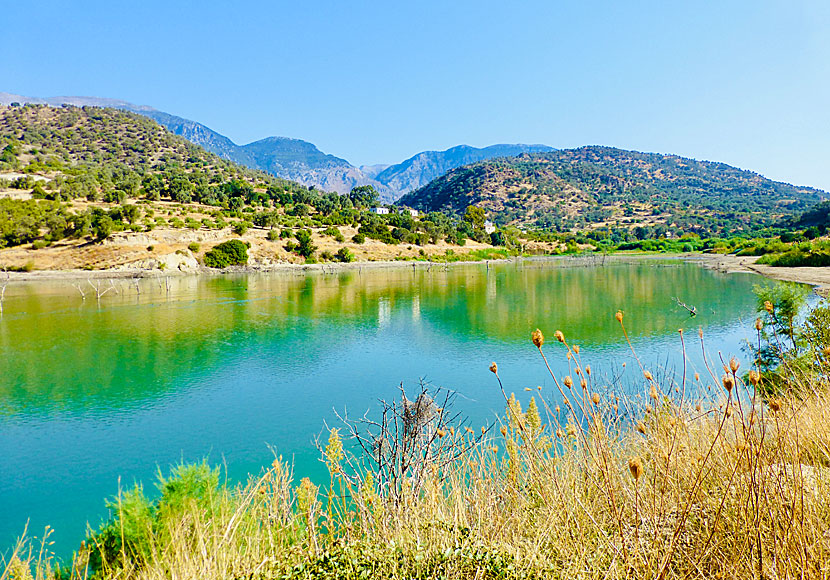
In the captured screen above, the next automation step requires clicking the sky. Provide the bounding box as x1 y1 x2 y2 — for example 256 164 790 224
2 0 829 190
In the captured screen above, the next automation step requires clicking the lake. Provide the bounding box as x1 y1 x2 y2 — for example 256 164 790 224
0 258 769 557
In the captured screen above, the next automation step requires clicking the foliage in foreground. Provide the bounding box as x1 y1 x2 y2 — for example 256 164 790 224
4 299 830 580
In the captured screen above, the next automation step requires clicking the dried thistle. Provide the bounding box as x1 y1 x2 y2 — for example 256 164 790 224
531 329 544 347
554 330 565 343
563 375 573 388
615 310 623 323
722 375 734 391
764 300 774 313
628 457 644 481
489 361 498 374
729 357 740 373
591 393 600 405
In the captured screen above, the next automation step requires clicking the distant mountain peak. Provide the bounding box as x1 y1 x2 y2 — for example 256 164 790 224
1 91 556 201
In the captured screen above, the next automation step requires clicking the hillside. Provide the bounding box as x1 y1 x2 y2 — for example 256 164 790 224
376 143 554 194
399 146 827 236
0 93 557 200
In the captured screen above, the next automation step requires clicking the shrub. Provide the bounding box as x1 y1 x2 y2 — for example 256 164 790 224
335 247 355 263
352 233 365 244
203 239 248 268
187 242 200 253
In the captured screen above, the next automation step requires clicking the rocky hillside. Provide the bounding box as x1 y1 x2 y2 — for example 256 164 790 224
398 147 827 236
0 93 555 200
375 144 553 194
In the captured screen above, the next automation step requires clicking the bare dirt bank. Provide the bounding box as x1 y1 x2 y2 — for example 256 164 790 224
691 254 830 297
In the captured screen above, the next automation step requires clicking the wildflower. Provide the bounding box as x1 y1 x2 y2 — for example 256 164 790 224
489 362 498 374
563 375 573 388
628 457 644 481
722 375 734 391
615 310 623 323
531 329 544 347
729 357 740 373
555 330 565 343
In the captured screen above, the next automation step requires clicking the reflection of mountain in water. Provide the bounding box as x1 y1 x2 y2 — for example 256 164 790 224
0 260 761 416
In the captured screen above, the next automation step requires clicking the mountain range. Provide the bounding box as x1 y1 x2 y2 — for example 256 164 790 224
0 92 552 201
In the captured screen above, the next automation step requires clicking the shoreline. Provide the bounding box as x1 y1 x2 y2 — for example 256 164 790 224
3 253 829 297
690 253 830 297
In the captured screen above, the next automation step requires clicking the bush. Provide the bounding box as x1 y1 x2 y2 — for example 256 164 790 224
352 233 365 244
267 229 280 241
335 247 355 263
203 239 248 268
187 242 200 253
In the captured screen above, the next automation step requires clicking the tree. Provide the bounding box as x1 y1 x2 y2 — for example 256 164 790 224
463 205 486 229
349 185 379 208
295 229 316 258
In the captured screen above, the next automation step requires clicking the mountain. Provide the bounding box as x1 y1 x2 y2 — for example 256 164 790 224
0 93 557 201
376 144 554 195
398 146 827 236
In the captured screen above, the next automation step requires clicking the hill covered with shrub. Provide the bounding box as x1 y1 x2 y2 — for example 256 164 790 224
399 146 826 237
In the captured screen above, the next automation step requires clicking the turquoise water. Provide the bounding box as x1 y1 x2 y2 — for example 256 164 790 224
0 259 767 557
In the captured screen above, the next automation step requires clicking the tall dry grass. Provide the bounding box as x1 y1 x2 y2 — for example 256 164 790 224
4 310 830 579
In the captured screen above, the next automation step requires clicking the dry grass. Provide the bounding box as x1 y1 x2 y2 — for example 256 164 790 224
4 315 830 580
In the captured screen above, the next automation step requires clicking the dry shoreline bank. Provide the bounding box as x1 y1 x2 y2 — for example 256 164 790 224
2 253 828 298
691 253 830 297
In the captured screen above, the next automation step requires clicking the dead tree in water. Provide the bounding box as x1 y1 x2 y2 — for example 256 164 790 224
673 297 697 317
0 273 8 316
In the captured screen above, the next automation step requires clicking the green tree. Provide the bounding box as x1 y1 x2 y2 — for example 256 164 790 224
463 205 486 229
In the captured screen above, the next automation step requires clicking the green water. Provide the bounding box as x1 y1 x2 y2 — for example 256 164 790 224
0 259 766 557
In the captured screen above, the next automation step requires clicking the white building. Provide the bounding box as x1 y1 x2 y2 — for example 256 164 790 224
407 209 419 218
484 220 496 234
371 207 390 215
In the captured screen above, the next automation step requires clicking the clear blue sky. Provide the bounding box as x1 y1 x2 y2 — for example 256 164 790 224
3 0 829 190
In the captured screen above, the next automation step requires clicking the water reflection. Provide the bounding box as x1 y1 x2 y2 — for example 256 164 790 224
0 259 767 556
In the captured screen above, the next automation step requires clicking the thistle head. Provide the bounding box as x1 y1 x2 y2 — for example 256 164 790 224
489 361 498 374
531 329 544 348
628 457 644 481
615 310 623 323
722 375 734 391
